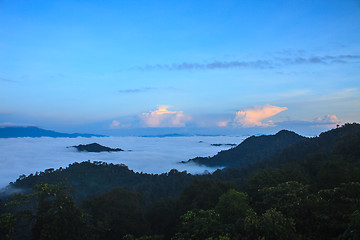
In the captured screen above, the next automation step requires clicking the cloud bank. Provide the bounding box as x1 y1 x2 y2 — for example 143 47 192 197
118 87 156 94
140 106 191 127
233 104 288 127
315 114 343 124
137 54 360 71
0 136 244 188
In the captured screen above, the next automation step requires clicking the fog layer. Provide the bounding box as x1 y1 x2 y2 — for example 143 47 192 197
0 136 244 187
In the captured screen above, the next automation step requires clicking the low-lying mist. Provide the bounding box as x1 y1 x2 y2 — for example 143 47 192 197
0 136 244 188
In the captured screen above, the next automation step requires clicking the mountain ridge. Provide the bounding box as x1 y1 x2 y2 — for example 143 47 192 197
184 129 306 168
0 126 105 138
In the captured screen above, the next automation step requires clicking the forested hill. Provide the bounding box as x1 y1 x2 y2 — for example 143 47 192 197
255 122 360 169
0 126 105 138
6 161 195 204
185 129 306 167
72 143 124 152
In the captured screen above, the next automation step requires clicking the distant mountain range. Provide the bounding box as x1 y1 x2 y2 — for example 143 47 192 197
0 126 105 138
141 133 190 138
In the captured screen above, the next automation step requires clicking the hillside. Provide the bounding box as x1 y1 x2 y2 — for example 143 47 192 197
0 126 105 138
185 130 306 168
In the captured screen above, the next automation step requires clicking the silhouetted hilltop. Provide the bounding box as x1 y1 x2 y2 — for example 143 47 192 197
72 143 124 152
184 130 306 167
0 126 105 138
258 123 360 168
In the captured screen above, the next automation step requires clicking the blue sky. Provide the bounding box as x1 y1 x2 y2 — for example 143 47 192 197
0 0 359 135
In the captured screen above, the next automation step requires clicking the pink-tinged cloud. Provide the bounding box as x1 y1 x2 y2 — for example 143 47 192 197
217 120 230 127
233 104 288 127
110 120 120 129
140 106 191 127
109 120 132 129
315 115 343 124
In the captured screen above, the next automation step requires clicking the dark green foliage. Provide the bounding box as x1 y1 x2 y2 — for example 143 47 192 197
10 161 194 204
215 189 250 224
244 209 297 240
308 182 360 239
83 187 148 239
145 198 180 238
254 181 309 215
31 184 89 240
178 179 233 211
339 210 360 240
172 210 227 240
0 213 16 240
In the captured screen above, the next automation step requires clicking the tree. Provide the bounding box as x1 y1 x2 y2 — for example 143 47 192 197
178 179 233 211
31 184 89 240
0 213 16 240
244 209 297 240
216 189 250 224
83 187 149 239
172 209 228 240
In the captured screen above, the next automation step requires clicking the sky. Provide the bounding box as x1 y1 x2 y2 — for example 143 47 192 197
0 0 359 136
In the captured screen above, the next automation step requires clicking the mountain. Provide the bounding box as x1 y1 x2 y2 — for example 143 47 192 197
257 122 360 168
184 130 306 168
72 143 124 152
0 126 105 138
141 133 190 137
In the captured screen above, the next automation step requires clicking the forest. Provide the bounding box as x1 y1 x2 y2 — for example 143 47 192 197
1 123 360 240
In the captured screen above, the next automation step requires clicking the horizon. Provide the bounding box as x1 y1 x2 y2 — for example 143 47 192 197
1 1 359 136
0 123 345 137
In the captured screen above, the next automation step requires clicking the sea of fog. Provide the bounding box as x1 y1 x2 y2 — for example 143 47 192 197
0 136 245 188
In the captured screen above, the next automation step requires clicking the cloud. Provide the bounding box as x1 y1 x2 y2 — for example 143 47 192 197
136 54 360 71
118 87 156 94
0 77 16 82
109 120 132 129
140 60 273 70
140 106 191 127
314 115 343 124
233 104 288 127
110 120 120 129
279 89 311 98
0 136 241 187
283 55 360 65
217 121 230 127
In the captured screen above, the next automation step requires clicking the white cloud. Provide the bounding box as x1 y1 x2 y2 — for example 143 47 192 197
140 106 191 127
110 120 120 129
233 104 288 127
